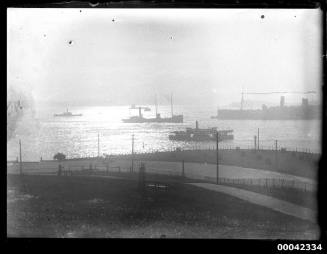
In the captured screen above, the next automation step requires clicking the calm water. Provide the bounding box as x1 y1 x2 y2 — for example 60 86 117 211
7 105 321 161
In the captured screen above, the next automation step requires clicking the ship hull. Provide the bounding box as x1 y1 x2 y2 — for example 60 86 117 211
54 114 83 117
122 115 183 123
169 134 233 142
212 106 320 120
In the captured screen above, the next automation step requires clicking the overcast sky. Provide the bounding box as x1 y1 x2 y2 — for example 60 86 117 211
7 8 322 107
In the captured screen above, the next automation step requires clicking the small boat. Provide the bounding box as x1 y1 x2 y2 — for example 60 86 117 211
169 121 234 142
54 108 82 117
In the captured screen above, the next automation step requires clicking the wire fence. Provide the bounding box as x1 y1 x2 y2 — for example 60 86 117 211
216 177 315 192
8 159 316 193
55 146 318 161
7 144 319 163
92 145 320 159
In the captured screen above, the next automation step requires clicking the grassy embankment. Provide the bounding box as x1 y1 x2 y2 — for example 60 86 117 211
85 170 318 210
7 174 318 238
111 149 319 179
14 149 319 180
9 148 318 216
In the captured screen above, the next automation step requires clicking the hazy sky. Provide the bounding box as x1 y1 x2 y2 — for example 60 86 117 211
7 8 322 107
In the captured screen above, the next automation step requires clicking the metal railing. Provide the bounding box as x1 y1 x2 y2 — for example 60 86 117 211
9 160 316 193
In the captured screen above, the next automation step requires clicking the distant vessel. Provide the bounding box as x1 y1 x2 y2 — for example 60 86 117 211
123 94 183 123
212 94 320 120
169 121 234 142
54 108 82 117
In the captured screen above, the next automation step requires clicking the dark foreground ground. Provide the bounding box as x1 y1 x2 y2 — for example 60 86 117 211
92 171 317 210
7 174 319 239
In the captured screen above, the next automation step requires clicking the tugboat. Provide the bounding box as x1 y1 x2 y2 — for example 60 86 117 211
54 108 82 117
169 121 234 142
123 94 183 123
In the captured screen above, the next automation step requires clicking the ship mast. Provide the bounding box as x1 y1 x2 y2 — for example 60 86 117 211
138 107 142 118
171 93 173 118
240 87 244 111
155 94 158 117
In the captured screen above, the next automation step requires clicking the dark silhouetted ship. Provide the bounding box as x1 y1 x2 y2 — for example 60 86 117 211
123 94 183 123
169 121 234 142
54 108 82 117
211 96 320 120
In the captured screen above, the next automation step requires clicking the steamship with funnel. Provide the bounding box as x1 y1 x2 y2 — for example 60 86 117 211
54 108 82 117
123 94 183 123
169 121 234 142
211 91 320 120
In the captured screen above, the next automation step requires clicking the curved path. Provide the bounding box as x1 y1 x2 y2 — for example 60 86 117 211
188 182 317 223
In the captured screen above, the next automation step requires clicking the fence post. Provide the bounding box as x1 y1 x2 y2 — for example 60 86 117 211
139 163 146 192
274 140 278 171
254 136 257 150
19 139 23 175
58 164 62 176
216 131 219 184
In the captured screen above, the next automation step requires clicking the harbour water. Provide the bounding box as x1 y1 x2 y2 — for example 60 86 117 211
7 104 321 161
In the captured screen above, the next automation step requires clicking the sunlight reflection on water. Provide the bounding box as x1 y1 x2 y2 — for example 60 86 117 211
7 105 321 161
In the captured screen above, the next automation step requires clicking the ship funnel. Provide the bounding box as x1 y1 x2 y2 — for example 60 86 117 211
302 98 309 107
280 96 285 107
196 120 199 129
